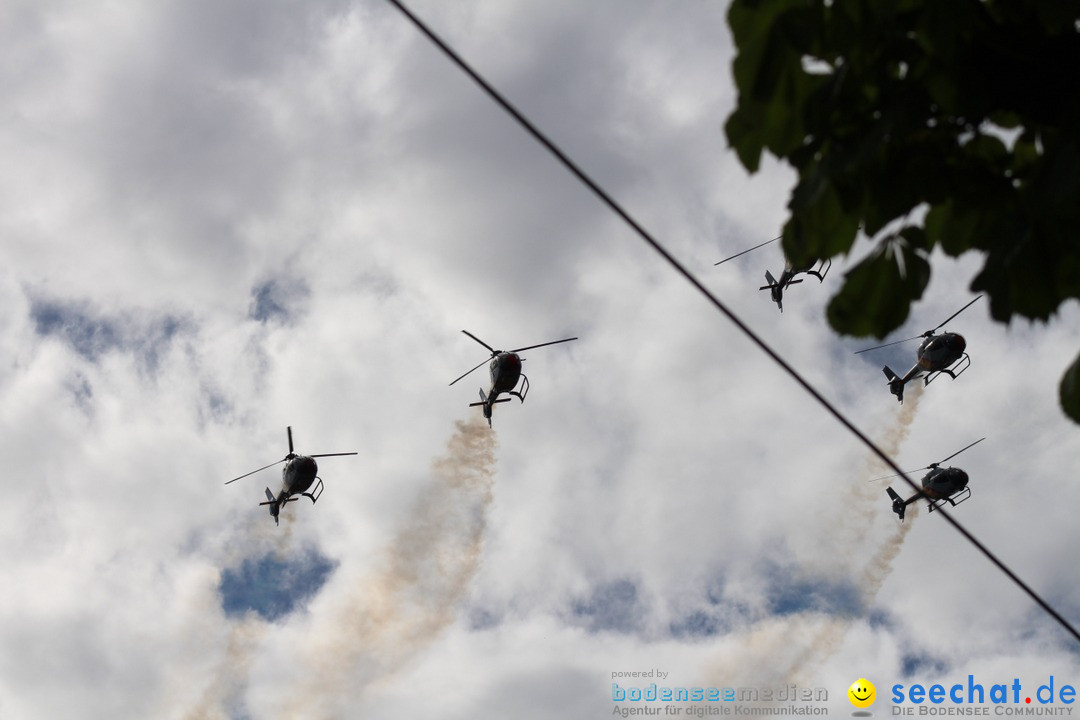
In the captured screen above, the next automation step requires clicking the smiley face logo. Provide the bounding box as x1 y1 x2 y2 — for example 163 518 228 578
848 678 876 708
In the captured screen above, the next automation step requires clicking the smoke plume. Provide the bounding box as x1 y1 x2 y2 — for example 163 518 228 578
275 415 497 718
181 493 297 719
182 614 268 720
708 385 924 687
784 385 924 683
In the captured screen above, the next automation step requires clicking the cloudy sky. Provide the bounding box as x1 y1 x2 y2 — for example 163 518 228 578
3 1 1079 718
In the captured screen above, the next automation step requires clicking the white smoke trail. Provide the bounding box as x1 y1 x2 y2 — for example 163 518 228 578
850 385 924 608
708 385 924 687
783 385 925 683
179 489 299 719
179 417 495 719
181 614 268 720
274 415 497 719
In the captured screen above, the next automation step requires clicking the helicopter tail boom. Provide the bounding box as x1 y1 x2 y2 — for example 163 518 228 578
468 388 510 428
761 270 784 312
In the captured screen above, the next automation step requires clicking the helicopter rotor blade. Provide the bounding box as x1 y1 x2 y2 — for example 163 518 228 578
287 426 294 454
868 437 985 481
854 295 984 354
867 468 922 482
309 452 359 458
225 458 286 485
461 330 497 355
853 335 923 355
509 337 578 353
449 356 492 386
932 295 984 333
935 437 986 466
714 235 781 266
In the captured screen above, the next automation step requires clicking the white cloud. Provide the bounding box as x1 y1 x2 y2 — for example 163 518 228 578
1 1 1078 719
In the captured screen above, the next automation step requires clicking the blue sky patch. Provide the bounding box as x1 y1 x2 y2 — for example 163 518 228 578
763 561 863 618
249 277 309 324
219 549 336 622
29 296 185 370
571 578 644 634
900 651 948 678
669 610 725 639
32 299 123 361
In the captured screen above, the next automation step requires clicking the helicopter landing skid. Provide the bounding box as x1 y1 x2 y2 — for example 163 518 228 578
928 487 971 513
509 374 530 403
925 353 971 386
302 478 324 504
805 258 832 282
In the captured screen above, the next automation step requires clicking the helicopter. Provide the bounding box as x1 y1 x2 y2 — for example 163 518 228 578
224 426 357 525
715 235 831 313
449 330 577 427
872 437 985 521
855 295 982 403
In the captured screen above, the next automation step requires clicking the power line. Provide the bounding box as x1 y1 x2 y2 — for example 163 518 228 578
384 0 1080 645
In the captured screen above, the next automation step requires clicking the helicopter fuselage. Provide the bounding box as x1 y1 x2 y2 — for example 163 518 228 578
883 332 969 402
471 352 525 426
915 332 967 375
717 235 830 313
769 267 797 308
862 295 982 403
882 436 982 521
453 330 577 428
919 466 969 499
759 259 830 312
281 454 319 496
263 455 320 523
488 352 523 397
888 466 970 520
226 426 354 526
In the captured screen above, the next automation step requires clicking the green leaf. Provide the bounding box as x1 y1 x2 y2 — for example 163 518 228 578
724 106 766 173
1013 130 1040 170
726 0 1080 430
898 225 931 251
726 0 828 171
1060 351 1080 425
826 239 930 337
963 133 1008 164
785 174 861 265
726 0 807 172
924 199 982 257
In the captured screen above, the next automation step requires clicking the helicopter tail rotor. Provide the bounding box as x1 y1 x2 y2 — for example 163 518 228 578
883 366 905 403
262 487 280 525
886 487 907 521
469 389 493 427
